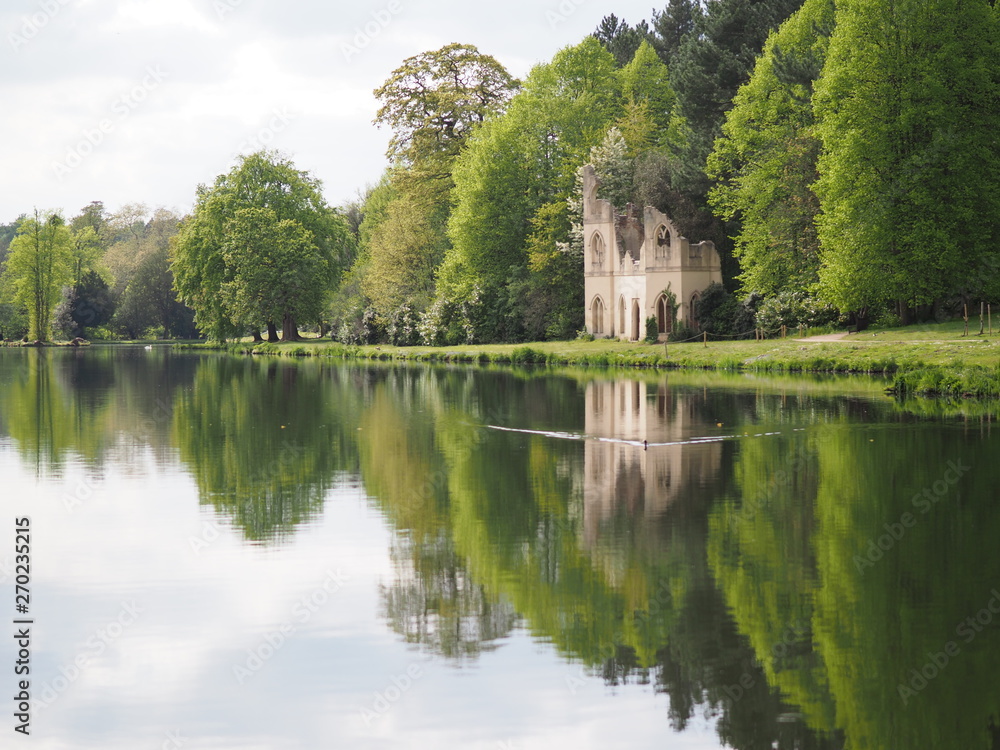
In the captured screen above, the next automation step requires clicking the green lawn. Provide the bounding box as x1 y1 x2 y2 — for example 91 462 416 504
189 320 1000 397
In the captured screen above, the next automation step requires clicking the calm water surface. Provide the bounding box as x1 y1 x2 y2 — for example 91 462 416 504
1 346 998 749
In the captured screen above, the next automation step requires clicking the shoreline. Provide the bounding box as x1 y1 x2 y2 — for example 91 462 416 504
178 328 1000 399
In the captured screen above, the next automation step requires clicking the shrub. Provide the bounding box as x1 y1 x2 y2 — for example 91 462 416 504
755 290 838 334
510 346 543 364
644 316 659 344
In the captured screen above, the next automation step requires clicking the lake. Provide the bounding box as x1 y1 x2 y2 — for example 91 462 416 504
1 346 998 749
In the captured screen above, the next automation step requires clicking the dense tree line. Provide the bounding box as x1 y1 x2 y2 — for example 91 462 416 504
0 202 198 341
4 0 997 342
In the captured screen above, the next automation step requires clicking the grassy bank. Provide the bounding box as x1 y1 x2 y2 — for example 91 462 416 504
182 320 1000 398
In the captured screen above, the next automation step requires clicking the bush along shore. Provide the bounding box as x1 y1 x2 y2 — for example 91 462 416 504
180 321 1000 400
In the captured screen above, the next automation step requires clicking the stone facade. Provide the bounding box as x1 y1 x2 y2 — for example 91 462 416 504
582 164 723 340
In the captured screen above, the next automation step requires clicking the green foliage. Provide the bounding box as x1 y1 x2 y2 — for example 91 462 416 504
440 37 620 342
361 181 446 323
618 40 677 139
644 315 659 343
56 271 115 339
1 211 74 341
173 151 352 341
593 14 653 68
814 0 1000 311
695 282 757 338
111 210 195 339
670 0 802 193
373 43 519 167
708 0 834 298
0 302 27 340
754 289 838 333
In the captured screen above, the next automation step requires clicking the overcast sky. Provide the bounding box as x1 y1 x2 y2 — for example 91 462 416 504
0 0 663 223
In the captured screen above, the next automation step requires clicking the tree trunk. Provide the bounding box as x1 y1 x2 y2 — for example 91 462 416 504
281 313 300 342
252 328 263 342
267 321 279 342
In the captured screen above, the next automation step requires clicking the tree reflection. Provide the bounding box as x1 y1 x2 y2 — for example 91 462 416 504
171 358 354 541
381 531 519 660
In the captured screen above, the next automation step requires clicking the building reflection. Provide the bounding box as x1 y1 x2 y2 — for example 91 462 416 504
583 379 722 542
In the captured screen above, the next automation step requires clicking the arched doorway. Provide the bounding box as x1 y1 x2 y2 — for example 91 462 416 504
618 296 626 339
631 300 640 341
590 296 605 335
655 294 673 335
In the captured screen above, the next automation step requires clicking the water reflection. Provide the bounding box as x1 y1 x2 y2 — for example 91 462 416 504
583 380 723 542
2 348 999 749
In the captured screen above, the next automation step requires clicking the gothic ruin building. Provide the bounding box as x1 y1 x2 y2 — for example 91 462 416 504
582 165 722 340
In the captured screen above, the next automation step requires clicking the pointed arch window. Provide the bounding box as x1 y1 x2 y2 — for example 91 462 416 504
590 233 605 271
655 225 671 262
655 294 673 334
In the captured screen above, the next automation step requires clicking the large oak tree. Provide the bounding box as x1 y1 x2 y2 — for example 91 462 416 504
172 151 352 341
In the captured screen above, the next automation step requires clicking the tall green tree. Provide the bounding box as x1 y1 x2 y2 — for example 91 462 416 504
172 151 352 341
1 210 73 340
439 37 620 342
373 43 519 173
708 0 835 298
813 0 1000 314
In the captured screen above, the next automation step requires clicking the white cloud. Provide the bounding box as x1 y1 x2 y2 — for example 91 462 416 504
0 0 663 218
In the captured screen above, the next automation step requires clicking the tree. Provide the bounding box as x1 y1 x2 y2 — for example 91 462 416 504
813 0 1000 314
220 207 329 338
373 43 519 170
439 37 621 342
618 39 680 151
1 210 73 340
707 0 834 298
60 271 115 339
593 14 653 68
651 0 701 67
361 192 442 324
172 151 352 341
